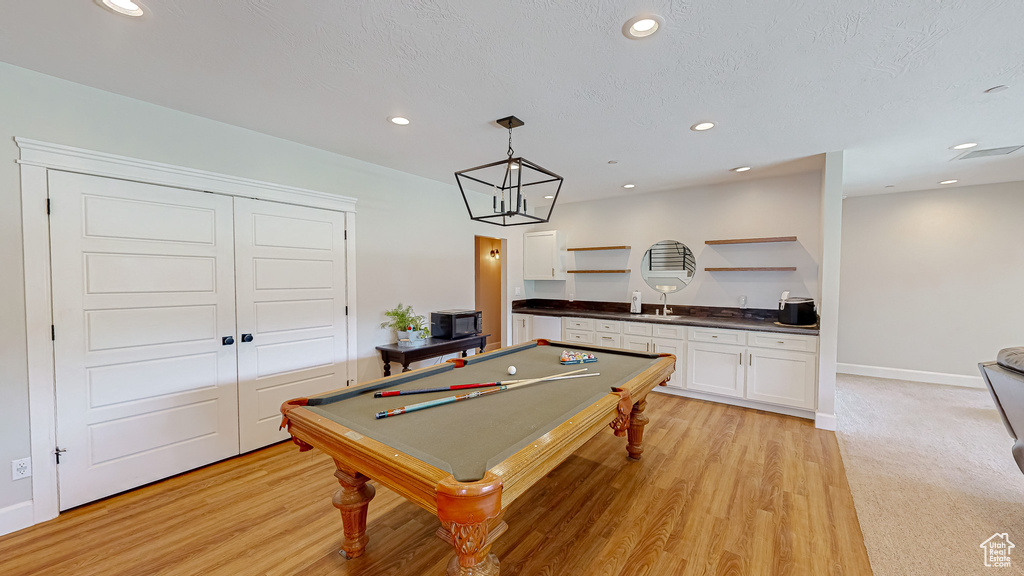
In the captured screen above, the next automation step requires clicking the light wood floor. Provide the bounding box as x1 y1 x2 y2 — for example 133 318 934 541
0 394 871 576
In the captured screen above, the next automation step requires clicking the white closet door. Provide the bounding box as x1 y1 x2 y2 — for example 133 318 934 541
50 171 240 510
234 198 349 452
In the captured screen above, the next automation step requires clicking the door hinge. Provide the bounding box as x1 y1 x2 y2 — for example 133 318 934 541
51 325 55 341
46 198 51 215
344 230 347 240
345 305 348 315
55 446 66 464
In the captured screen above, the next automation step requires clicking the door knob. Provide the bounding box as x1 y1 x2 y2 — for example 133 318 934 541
241 333 254 343
222 336 235 346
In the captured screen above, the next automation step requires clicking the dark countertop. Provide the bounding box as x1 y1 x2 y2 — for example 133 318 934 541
511 299 819 336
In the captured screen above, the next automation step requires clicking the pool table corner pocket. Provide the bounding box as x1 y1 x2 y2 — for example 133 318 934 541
436 472 504 576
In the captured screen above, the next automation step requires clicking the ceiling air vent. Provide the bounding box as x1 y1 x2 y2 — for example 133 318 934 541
957 145 1023 160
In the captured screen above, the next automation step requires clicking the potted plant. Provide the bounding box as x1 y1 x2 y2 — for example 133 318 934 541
380 303 430 345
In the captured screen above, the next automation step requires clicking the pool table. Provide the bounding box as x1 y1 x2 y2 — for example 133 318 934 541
280 339 675 576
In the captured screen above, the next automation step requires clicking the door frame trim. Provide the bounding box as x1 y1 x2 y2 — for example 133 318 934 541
17 138 358 526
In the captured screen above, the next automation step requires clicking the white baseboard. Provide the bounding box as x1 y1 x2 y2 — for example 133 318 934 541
837 363 984 389
0 500 33 537
815 412 837 431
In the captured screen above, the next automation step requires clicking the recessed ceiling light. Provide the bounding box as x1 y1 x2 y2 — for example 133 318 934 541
950 142 978 150
101 0 144 17
731 166 751 172
544 195 554 199
623 184 635 189
985 85 1009 94
691 122 715 131
623 15 664 39
388 116 410 126
939 179 958 185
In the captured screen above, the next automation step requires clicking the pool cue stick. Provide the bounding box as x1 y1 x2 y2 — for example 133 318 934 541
373 372 600 398
375 368 590 419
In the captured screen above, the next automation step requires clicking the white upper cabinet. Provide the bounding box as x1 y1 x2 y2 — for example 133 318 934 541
524 230 566 280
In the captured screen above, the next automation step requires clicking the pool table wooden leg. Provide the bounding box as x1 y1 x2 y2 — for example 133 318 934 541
626 397 649 461
332 464 376 559
437 473 503 576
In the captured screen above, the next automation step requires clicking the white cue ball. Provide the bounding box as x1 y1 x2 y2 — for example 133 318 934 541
507 365 517 375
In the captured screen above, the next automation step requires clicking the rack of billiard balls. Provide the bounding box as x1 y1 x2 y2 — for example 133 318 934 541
560 350 598 365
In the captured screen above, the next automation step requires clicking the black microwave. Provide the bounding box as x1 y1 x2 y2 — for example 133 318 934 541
430 310 482 339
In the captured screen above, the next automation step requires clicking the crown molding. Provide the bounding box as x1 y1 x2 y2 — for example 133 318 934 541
15 137 357 213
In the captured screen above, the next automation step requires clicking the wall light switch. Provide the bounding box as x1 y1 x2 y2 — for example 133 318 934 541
514 287 521 296
12 457 31 480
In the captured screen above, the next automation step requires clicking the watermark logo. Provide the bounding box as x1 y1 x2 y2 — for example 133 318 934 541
981 533 1015 568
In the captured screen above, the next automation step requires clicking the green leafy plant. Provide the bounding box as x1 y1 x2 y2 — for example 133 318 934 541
380 303 429 336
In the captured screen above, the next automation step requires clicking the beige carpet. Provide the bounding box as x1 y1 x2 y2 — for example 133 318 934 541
836 374 1024 575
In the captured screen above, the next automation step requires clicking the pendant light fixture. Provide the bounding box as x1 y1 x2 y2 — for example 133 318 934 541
454 116 564 226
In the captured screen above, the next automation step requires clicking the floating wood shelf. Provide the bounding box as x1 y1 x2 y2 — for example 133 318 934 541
567 246 631 251
705 236 797 245
567 269 631 274
705 267 797 272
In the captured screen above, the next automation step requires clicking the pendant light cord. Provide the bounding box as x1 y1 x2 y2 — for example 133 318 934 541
507 126 514 159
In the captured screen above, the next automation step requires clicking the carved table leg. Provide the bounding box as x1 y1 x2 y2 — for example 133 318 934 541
626 398 649 461
332 463 376 559
437 473 503 576
382 361 392 377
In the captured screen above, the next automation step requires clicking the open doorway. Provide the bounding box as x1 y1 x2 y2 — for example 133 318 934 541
474 235 506 352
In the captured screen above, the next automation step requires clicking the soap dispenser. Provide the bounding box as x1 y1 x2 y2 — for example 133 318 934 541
631 290 642 314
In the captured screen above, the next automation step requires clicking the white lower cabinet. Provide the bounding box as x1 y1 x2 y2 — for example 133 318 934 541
543 314 817 412
746 348 817 409
686 327 817 411
564 329 596 344
559 317 686 388
652 337 685 389
596 332 621 348
687 342 746 397
622 334 654 352
512 313 532 345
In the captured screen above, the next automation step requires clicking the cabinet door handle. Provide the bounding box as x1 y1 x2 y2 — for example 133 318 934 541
551 267 555 277
738 352 743 365
748 354 752 366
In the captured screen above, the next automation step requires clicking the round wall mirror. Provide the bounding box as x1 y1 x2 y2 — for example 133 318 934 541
640 240 696 294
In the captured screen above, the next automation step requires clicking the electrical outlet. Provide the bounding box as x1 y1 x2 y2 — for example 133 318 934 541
569 292 574 302
514 286 521 296
12 457 31 480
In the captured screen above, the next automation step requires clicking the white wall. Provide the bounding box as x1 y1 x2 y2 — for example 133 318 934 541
0 62 501 514
522 172 824 310
838 181 1024 381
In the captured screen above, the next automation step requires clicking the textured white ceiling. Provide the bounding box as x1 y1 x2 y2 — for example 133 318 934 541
1 0 1022 200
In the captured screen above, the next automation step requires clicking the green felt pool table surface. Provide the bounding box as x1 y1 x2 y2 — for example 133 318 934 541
303 340 665 482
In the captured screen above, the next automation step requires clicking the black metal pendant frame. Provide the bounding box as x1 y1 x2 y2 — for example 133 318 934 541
454 116 564 227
